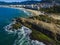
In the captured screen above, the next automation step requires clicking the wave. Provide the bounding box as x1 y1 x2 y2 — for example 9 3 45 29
4 21 45 45
23 10 33 16
24 10 30 15
15 8 33 16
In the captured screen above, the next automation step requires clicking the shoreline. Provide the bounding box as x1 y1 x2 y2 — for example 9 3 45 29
2 6 46 45
0 6 42 16
1 6 59 45
23 9 41 16
14 7 41 16
15 8 44 16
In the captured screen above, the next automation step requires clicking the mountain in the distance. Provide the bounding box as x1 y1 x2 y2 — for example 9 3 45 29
0 1 40 5
42 0 60 3
19 1 40 5
0 0 60 5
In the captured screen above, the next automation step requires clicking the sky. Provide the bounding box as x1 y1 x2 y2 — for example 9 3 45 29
0 0 41 2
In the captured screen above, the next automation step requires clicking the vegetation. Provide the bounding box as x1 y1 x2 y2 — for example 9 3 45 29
42 0 60 3
31 30 53 42
16 16 60 45
31 30 60 45
29 15 60 25
31 15 54 23
30 29 57 45
24 20 60 45
23 21 59 45
12 22 22 29
43 0 60 1
40 6 60 13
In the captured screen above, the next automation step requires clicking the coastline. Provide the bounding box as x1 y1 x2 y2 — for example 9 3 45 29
14 8 41 16
1 6 59 45
2 6 46 45
23 9 41 16
0 5 60 45
0 6 43 16
15 8 44 16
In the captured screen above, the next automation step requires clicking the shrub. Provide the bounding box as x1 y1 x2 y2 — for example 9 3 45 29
12 22 22 29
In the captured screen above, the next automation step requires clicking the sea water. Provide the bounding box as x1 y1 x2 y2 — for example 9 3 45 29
0 7 45 45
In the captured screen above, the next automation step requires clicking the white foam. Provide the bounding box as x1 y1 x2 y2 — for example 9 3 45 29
31 40 45 45
4 22 45 45
23 10 30 15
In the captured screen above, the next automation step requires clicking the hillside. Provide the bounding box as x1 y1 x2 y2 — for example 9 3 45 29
12 15 60 45
42 0 60 3
0 1 40 5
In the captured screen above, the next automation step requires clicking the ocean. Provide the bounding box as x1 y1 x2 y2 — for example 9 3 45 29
0 7 45 45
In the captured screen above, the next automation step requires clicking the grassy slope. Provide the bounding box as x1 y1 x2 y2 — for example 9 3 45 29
23 21 59 45
29 15 60 45
29 15 60 25
31 30 56 44
15 15 60 45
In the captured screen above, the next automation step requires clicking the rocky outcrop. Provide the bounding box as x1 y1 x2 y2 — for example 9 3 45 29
16 17 60 45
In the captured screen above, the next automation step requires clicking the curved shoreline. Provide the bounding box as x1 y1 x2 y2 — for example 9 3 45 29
2 6 46 45
0 6 41 16
0 6 46 45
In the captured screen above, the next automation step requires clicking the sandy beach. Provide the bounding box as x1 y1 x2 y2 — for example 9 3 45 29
0 6 43 16
23 8 44 16
25 9 40 16
7 7 41 16
17 8 43 16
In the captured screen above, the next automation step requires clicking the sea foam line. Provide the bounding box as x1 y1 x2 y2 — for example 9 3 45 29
4 21 45 45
